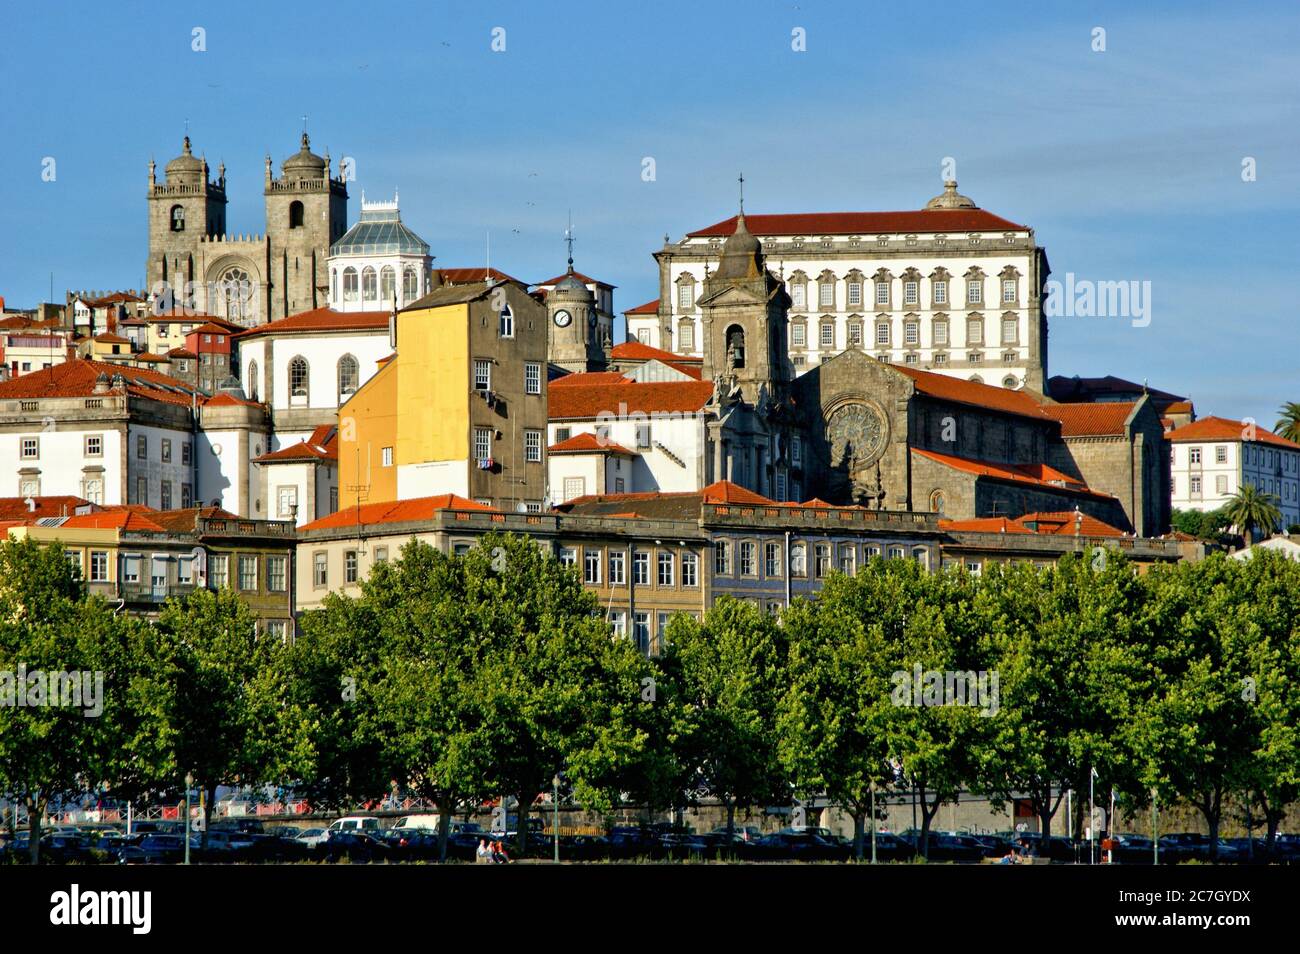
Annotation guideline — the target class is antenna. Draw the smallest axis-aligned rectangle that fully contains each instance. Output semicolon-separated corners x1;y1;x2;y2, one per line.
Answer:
485;231;491;283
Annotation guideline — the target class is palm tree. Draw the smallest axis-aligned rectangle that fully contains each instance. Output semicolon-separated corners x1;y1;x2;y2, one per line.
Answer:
1275;402;1300;444
1223;484;1282;546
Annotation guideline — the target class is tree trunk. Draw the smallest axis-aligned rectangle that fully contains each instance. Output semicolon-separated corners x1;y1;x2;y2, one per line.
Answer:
438;797;452;863
725;800;736;841
515;795;529;858
852;808;866;861
202;784;216;850
26;797;42;865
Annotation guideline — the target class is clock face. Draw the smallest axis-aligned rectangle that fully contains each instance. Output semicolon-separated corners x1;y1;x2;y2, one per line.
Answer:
553;310;572;328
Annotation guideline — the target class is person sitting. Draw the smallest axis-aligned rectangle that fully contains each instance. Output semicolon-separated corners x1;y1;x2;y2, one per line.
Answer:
492;840;510;864
476;838;491;864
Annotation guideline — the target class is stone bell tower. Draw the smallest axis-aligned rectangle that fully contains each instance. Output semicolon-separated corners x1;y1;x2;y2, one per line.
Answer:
547;226;606;373
147;136;227;295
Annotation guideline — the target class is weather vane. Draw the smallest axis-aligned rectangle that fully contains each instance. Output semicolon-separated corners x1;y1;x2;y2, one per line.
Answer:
739;172;745;213
565;211;575;268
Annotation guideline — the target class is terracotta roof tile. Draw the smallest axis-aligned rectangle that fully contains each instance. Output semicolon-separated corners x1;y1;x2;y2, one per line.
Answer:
547;432;637;455
891;364;1053;420
1166;415;1299;449
0;496;90;520
912;447;1113;498
233;307;391;339
436;267;525;286
300;494;497;531
1040;401;1137;437
610;340;702;364
687;208;1028;238
255;426;338;463
533;270;614;289
623;299;660;315
548;375;713;419
0;358;202;405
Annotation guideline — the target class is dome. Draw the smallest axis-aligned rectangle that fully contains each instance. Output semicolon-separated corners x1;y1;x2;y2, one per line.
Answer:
552;267;593;299
281;132;327;179
165;136;205;182
925;180;978;210
331;200;430;257
712;212;764;281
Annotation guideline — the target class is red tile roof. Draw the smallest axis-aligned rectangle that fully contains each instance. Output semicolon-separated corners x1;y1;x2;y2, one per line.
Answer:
1040;401;1137;437
0;496;91;520
233;307;391;339
700;481;774;504
913;447;1112;498
892;365;1053;420
185;322;237;337
688;208;1027;239
610;340;702;365
547;432;637;455
533;270;614;289
1164;400;1193;414
204;392;264;408
133;352;169;363
254;425;338;463
938;516;1033;535
90;333;131;344
436;267;525;286
941;511;1126;538
1166;415;1300;449
561;480;773;514
623;299;660;316
60;508;167;532
145;506;242;533
547;375;713;419
300;494;497;531
0;358;202;405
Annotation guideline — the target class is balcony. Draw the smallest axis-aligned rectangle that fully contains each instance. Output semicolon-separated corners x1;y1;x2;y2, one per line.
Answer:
118;581;198;604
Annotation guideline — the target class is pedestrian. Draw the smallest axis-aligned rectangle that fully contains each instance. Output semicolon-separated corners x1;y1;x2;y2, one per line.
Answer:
476;838;491;863
492;840;510;864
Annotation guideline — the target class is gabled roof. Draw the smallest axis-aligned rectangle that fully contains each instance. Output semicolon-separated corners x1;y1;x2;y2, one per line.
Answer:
435;267;526;286
940;510;1127;538
891;364;1053;421
0;496;90;520
0;358;203;406
610;340;702;365
623;299;659;316
1046;374;1186;407
255;425;338;463
184;322;237;337
90;333;131;344
1166;416;1300;450
146;311;239;331
300;494;497;531
1040;401;1138;437
533;270;614;289
913;447;1112;498
204;392;264;408
559;481;773;519
60;507;167;532
687;208;1028;239
233;307;390;339
547;432;637;456
145;506;241;533
548;374;713;419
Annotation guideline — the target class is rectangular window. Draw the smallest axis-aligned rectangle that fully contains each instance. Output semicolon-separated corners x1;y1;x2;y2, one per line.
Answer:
682;552;698;587
838;543;856;575
791;543;807;576
933;321;949;345
636;423;651;449
181;483;192;508
136;476;147;506
933;280;947;304
209;554;229;589
967;318;983;344
820;323;834;347
609;610;627;638
819;282;835;308
238;555;258;591
904;281;919;305
277;486;298;519
84;435;103;457
848;322;862;346
499;307;514;338
182;442;191;465
740;541;756;576
1215;446;1227;463
90;551;109;582
678;283;693;310
20;437;38;459
847;282;862;306
1190;447;1202;465
121;554;141;584
474;428;492;463
267;556;287;592
473;359;491;391
715;541;731;575
1191;475;1202;495
679;323;695;351
764;542;781;577
633;612;650;653
815;544;832;578
657;551;674;587
160;481;172;510
559;547;577;567
312;552;327;588
791;324;806;348
934;353;948;366
374;547;388;564
525;430;543;463
1001;319;1017;344
1002;279;1017;303
584;549;602;585
791;284;806;309
563;476;585;502
904;322;919;345
161;439;172;463
876;322;889;345
967;280;982;304
609;550;626;585
875;282;889;306
555;427;571;443
632;551;649;585
1216;475;1228;494
792;436;802;466
525;362;541;395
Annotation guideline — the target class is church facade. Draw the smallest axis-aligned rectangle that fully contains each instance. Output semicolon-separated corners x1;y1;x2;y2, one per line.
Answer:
146;133;348;327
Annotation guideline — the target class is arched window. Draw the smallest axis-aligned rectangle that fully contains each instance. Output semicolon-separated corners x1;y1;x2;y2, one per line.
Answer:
343;267;358;303
247;359;259;402
338;354;359;399
726;325;746;369
289;356;309;400
969;374;984;385
929;489;946;514
380;266;395;304
331;269;338;304
289;201;304;229
362;267;377;302
403;267;418;303
170;205;185;232
218;266;252;323
1002;375;1019;390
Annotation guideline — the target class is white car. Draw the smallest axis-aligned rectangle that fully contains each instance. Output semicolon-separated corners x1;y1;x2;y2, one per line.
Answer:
325;816;381;838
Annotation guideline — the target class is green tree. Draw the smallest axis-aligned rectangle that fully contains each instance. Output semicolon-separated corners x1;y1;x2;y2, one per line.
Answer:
1223;484;1282;545
1274;402;1300;444
662;597;788;840
163;587;310;847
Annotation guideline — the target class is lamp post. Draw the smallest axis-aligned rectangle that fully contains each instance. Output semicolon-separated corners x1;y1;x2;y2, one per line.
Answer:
870;780;877;865
552;774;561;864
183;772;193;866
1089;767;1097;865
1152;786;1159;866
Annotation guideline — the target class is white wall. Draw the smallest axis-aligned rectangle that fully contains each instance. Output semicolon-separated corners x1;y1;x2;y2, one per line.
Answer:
263;331;391;413
547;411;705;495
2;427;124;503
398;459;469;500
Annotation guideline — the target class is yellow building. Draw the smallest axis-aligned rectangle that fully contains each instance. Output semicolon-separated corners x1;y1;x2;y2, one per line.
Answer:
338;281;549;511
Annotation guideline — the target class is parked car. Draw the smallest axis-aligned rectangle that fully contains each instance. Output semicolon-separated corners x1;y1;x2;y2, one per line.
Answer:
315;831;391;863
294;827;328;848
325;816;381;836
1109;834;1157;864
754;830;850;862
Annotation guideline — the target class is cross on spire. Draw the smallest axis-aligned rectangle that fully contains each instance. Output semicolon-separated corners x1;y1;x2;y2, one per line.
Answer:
738;172;745;214
301;114;308;132
564;211;575;270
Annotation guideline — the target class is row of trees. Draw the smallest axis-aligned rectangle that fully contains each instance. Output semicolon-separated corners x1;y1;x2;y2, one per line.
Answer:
3;533;1299;862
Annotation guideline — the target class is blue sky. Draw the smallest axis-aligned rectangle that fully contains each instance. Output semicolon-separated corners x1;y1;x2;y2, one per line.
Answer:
1;0;1296;424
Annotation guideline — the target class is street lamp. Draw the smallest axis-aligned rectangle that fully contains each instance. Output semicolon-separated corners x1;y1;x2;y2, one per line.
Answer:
870;780;877;865
183;772;193;866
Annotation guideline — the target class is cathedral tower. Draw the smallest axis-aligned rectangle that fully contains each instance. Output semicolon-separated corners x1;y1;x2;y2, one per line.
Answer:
547;230;606;373
146;136;227;298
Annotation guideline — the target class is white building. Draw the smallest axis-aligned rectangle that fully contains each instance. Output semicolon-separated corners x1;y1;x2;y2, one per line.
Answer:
1167;416;1300;527
327;194;432;312
253;423;338;525
547;354;714;503
626;181;1049;392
